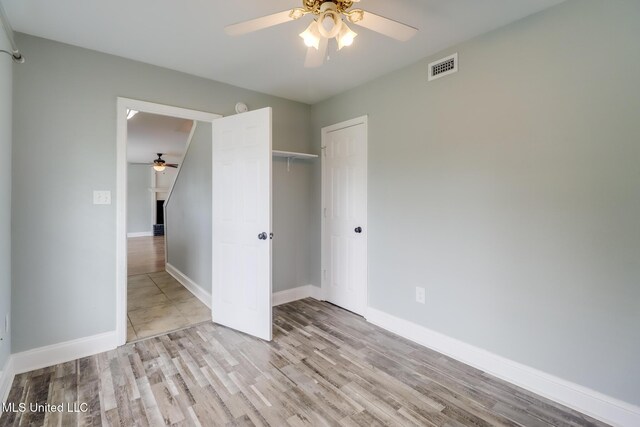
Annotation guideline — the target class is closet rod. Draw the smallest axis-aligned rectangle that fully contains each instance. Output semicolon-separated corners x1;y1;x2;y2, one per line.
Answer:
0;1;24;63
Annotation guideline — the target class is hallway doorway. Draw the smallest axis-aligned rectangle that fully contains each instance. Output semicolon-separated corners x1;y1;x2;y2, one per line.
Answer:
117;99;221;345
126;235;209;341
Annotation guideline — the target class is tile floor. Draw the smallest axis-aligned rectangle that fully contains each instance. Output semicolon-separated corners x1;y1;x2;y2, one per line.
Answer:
127;236;165;276
127;270;210;341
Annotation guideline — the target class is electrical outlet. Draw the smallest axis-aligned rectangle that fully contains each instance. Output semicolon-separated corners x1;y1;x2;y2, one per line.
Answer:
93;190;111;205
416;287;426;304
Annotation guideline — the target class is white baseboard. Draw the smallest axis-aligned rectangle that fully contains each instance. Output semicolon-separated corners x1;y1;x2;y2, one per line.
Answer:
0;356;15;405
127;231;154;238
165;263;212;309
11;331;118;377
366;307;640;427
273;285;322;306
165;264;322;309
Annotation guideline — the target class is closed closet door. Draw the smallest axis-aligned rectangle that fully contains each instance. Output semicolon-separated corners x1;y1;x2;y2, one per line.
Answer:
321;117;368;316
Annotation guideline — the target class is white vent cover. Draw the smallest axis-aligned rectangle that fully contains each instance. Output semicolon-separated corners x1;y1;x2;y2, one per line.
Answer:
428;53;458;81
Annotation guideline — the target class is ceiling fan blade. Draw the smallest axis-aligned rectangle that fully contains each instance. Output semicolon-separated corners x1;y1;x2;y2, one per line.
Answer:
166;164;179;168
351;10;418;41
225;10;297;36
304;37;328;68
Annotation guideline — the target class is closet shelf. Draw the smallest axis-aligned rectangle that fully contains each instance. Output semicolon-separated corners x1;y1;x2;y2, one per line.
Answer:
272;150;318;160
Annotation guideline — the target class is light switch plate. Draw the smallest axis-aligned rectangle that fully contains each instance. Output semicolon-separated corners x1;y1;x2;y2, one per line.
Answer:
93;190;111;205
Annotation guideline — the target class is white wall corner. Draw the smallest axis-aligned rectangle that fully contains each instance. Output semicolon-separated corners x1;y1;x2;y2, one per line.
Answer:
165;263;211;309
365;307;640;427
308;285;324;301
11;331;118;378
0;356;15;405
272;285;312;306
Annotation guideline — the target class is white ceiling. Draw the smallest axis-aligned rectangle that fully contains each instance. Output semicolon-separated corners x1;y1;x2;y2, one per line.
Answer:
3;0;564;104
127;112;192;164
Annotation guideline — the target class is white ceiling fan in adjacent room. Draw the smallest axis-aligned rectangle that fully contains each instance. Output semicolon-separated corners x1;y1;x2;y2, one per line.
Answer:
225;0;418;68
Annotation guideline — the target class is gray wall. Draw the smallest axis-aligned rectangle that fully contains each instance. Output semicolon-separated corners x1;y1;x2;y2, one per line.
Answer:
166;122;212;294
11;34;315;353
311;0;640;406
0;30;12;371
273;157;318;292
127;164;152;234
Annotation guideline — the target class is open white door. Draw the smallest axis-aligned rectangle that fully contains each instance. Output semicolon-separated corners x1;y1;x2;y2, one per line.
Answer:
212;107;272;341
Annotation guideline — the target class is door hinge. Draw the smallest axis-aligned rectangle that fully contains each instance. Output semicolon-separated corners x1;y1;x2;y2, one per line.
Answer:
323;208;327;218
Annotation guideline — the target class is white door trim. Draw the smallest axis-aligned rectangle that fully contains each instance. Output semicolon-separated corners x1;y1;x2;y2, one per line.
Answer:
320;115;368;315
150;167;157;232
116;97;221;346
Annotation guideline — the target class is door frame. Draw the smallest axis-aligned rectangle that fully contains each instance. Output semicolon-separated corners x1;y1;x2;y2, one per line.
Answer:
116;97;221;346
320;115;368;315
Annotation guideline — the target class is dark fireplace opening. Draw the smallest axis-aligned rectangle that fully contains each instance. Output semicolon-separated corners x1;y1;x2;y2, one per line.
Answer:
156;200;165;225
154;200;165;236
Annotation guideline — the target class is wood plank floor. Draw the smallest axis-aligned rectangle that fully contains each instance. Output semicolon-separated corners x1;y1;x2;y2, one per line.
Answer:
0;299;608;427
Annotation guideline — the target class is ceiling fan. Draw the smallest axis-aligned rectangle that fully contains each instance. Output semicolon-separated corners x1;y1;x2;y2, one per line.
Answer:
149;153;178;172
225;0;418;68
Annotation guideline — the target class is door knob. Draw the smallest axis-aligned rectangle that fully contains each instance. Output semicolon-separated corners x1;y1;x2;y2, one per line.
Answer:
258;232;268;240
354;227;363;234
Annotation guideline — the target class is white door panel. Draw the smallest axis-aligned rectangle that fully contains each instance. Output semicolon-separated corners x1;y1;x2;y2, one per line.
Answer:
212;108;272;341
322;120;367;315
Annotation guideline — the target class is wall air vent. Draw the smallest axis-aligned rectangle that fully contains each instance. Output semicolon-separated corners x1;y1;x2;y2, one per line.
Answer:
428;53;458;81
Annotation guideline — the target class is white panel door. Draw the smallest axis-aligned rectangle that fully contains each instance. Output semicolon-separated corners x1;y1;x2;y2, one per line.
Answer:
322;118;367;315
212;108;272;341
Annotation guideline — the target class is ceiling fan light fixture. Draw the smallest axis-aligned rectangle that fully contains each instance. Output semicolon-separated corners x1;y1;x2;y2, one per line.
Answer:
337;21;357;50
224;0;418;68
317;10;342;39
299;20;321;49
153;153;167;171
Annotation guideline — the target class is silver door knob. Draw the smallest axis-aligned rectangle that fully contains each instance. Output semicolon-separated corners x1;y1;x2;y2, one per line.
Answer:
258;232;268;240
